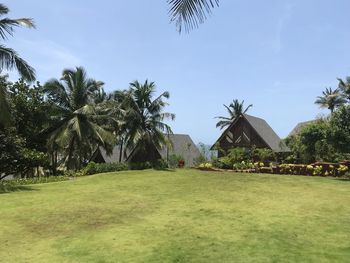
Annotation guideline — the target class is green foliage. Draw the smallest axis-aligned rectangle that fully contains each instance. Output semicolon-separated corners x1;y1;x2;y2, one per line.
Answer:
0;127;48;180
128;161;153;170
227;147;250;163
285;107;350;163
82;162;129;175
168;154;184;168
8;79;50;151
252;148;275;162
152;159;169;170
315;87;346;113
328;105;350;153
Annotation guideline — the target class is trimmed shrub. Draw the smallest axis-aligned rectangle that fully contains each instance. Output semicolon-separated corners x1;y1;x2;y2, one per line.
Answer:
83;162;128;175
0;176;68;188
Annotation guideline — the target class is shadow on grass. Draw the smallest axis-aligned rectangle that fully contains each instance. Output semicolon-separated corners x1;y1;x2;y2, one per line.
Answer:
334;178;350;182
0;185;37;194
154;168;177;172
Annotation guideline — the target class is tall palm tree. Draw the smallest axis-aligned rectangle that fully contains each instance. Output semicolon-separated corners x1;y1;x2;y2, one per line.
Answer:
0;4;35;127
337;77;350;101
44;67;115;170
215;99;253;130
168;0;219;33
315;87;346;113
124;80;175;158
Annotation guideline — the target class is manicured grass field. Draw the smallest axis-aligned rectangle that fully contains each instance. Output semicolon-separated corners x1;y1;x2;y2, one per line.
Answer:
1;169;350;262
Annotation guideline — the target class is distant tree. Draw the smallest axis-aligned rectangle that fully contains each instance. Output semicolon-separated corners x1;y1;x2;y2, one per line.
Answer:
337;77;350;101
328;105;350;154
168;0;219;33
43;67;115;170
215;99;252;130
315;87;346;113
7;79;51;151
0;75;11;127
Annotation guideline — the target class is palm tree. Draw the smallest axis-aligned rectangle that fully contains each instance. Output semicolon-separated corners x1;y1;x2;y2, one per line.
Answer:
0;4;35;127
215;99;253;129
0;4;35;81
315;87;346;113
123;80;175;158
337;77;350;101
168;0;219;33
44;67;115;170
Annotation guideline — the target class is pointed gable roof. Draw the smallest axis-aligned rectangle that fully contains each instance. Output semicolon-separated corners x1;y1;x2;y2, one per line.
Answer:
243;114;289;152
212;114;289;152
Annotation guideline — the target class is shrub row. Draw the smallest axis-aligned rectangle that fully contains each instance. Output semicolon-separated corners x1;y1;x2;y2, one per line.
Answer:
207;160;350;177
82;162;129;175
0;176;69;187
65;160;169;177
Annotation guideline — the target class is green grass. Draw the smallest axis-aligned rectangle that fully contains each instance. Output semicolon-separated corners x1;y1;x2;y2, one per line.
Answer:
1;169;350;262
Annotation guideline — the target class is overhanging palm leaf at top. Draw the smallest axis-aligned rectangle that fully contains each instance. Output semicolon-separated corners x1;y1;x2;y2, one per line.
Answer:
215;99;253;130
168;0;219;33
315;87;346;113
0;4;35;82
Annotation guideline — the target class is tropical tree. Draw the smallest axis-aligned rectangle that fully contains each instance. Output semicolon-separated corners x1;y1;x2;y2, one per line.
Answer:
0;74;10;127
337;77;350;101
123;80;175;158
0;4;36;127
315;87;346;113
168;0;219;33
215;99;253;129
43;67;115;170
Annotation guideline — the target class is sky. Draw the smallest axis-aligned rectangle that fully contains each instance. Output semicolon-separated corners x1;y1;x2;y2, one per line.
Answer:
5;0;350;144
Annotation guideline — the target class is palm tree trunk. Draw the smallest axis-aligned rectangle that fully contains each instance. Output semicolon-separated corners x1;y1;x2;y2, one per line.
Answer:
67;137;75;170
119;138;124;163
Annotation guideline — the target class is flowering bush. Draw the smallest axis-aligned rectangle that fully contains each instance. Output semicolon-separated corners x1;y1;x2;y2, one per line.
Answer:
199;163;213;169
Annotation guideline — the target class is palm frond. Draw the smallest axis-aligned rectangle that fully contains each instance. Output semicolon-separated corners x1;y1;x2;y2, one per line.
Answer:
0;45;35;82
168;0;219;33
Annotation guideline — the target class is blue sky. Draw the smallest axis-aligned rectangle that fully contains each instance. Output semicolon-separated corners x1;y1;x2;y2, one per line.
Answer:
6;0;350;144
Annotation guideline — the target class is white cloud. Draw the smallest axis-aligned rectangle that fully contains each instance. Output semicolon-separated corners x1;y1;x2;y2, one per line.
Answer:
260;2;293;54
7;38;82;82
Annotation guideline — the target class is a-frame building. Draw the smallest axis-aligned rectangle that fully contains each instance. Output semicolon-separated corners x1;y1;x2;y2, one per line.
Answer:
212;114;289;157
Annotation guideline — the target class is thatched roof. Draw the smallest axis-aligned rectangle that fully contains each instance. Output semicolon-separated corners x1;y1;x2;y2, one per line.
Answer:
212;114;289;153
288;120;316;137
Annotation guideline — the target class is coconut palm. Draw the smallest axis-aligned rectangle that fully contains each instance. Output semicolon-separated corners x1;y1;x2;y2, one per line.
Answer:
168;0;219;32
337;77;350;101
0;4;36;127
215;99;253;129
315;87;346;113
123;80;175;157
44;67;115;170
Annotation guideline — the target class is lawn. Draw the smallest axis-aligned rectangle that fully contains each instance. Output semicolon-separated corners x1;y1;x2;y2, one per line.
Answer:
0;169;350;262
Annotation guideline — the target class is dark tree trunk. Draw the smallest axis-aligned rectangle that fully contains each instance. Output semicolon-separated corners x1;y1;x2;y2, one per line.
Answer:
119;138;124;163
